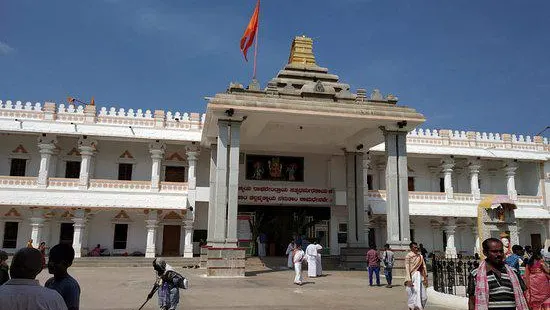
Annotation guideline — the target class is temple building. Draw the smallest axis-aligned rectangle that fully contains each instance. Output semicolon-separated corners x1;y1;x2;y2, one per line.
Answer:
0;36;548;275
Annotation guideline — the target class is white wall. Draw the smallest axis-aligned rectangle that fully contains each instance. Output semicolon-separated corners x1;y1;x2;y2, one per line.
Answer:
516;162;540;196
0;134;40;177
93;141;151;181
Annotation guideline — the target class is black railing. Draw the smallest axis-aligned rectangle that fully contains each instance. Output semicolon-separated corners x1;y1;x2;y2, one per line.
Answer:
432;258;479;296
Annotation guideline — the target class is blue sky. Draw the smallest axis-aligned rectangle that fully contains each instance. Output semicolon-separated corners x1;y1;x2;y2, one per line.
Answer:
1;0;549;136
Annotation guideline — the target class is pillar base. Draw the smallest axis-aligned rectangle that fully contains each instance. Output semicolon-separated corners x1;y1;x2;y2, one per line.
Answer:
145;250;156;258
200;246;211;269
206;247;246;277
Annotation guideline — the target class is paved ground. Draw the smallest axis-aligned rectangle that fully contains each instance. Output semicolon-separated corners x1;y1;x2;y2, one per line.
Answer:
36;267;450;310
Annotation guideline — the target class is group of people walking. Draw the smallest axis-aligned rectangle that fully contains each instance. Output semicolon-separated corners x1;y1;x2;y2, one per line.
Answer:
286;238;323;285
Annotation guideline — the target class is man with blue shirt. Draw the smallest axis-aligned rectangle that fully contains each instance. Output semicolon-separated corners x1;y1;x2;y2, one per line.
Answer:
505;244;524;272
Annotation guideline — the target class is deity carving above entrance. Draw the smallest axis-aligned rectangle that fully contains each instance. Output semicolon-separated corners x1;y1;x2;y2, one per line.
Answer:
246;155;304;182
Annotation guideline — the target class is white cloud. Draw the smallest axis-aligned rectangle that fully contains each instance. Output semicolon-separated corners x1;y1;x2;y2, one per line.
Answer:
0;41;14;55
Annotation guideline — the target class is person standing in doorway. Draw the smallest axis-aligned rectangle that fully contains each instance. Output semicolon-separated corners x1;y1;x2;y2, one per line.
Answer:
468;238;528;310
285;239;295;269
257;232;267;257
419;244;428;262
292;242;306;286
0;250;9;285
45;244;81;310
366;246;380;286
405;242;428;310
381;244;394;288
39;242;47;270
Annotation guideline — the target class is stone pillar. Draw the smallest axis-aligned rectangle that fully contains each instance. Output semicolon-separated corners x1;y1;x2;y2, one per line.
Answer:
345;152;358;246
78;137;97;189
384;130;411;248
472;224;480;255
207;146;217;244
72;209;86;258
37;135;57;188
149;141;166;191
504;161;518;201
469;159;482;200
145;211;159;258
441;157;455;199
376;162;386;190
444;217;457;258
211;121;229;246
184;144;199;257
183;220;194;258
226;121;241;246
30;209;45;245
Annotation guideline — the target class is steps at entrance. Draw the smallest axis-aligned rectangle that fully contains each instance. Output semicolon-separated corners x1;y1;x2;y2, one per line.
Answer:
68;257;200;268
250;256;343;270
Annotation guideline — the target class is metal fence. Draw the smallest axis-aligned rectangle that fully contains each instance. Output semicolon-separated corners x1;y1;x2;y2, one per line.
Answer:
432;258;480;296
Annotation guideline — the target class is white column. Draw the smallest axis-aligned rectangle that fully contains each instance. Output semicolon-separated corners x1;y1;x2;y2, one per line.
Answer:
376;162;385;190
30;209;45;245
37;135;57;188
71;209;86;258
78;137;97;189
211;121;229;246
145;211;159;258
431;221;442;252
384;130;411;248
183;220;194;258
207;146;217;244
360;152;370;246
444;217;457;258
504;161;518;200
226;121;241;246
149;141;166;190
184;144;199;256
472;224;480;255
469;159;481;200
345;152;358;246
441;157;455;199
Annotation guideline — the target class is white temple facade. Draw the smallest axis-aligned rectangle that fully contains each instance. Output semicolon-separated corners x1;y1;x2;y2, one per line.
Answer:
0;36;549;263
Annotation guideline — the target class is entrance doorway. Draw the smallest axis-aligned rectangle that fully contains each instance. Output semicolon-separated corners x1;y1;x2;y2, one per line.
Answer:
239;205;330;256
531;234;542;250
162;225;181;256
59;223;74;245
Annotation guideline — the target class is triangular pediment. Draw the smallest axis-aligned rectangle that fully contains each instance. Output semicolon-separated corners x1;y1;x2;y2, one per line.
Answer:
67;148;80;156
12;144;28;154
119;150;134;159
166;152;185;162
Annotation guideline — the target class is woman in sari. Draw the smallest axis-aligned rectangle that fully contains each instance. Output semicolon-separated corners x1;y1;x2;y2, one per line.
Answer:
38;242;47;269
525;250;550;310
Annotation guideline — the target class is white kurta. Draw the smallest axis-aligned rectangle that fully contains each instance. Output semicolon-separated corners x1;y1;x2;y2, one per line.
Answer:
293;249;305;284
286;243;295;268
306;244;322;277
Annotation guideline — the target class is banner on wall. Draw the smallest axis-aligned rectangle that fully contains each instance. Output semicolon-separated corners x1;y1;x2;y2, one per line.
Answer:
238;185;334;205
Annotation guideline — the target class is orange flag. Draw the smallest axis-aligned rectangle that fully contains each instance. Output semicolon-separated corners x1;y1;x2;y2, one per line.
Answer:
240;0;260;62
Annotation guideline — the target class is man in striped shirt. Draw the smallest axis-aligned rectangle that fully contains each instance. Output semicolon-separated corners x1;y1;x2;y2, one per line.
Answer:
467;238;527;310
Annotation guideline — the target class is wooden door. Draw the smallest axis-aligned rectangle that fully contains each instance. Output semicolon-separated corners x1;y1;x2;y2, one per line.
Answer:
531;234;542;250
59;223;74;245
162;225;181;256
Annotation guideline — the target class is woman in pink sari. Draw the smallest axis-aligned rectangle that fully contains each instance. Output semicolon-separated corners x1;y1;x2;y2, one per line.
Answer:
525;251;550;310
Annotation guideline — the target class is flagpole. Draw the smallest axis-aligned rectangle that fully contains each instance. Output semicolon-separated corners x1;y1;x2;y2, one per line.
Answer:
252;0;260;80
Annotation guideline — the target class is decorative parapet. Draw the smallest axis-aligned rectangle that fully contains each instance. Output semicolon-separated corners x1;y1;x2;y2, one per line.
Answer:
0;176;37;187
408;128;549;152
0;99;205;131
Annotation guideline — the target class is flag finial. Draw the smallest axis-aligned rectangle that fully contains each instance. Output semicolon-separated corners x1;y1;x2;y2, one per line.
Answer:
288;35;316;66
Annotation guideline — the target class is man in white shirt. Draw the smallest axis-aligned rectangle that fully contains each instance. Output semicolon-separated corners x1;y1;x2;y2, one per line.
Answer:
0;247;67;310
305;241;323;278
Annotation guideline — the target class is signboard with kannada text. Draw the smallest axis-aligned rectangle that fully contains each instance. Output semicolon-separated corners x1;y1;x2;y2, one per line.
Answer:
238;185;334;205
